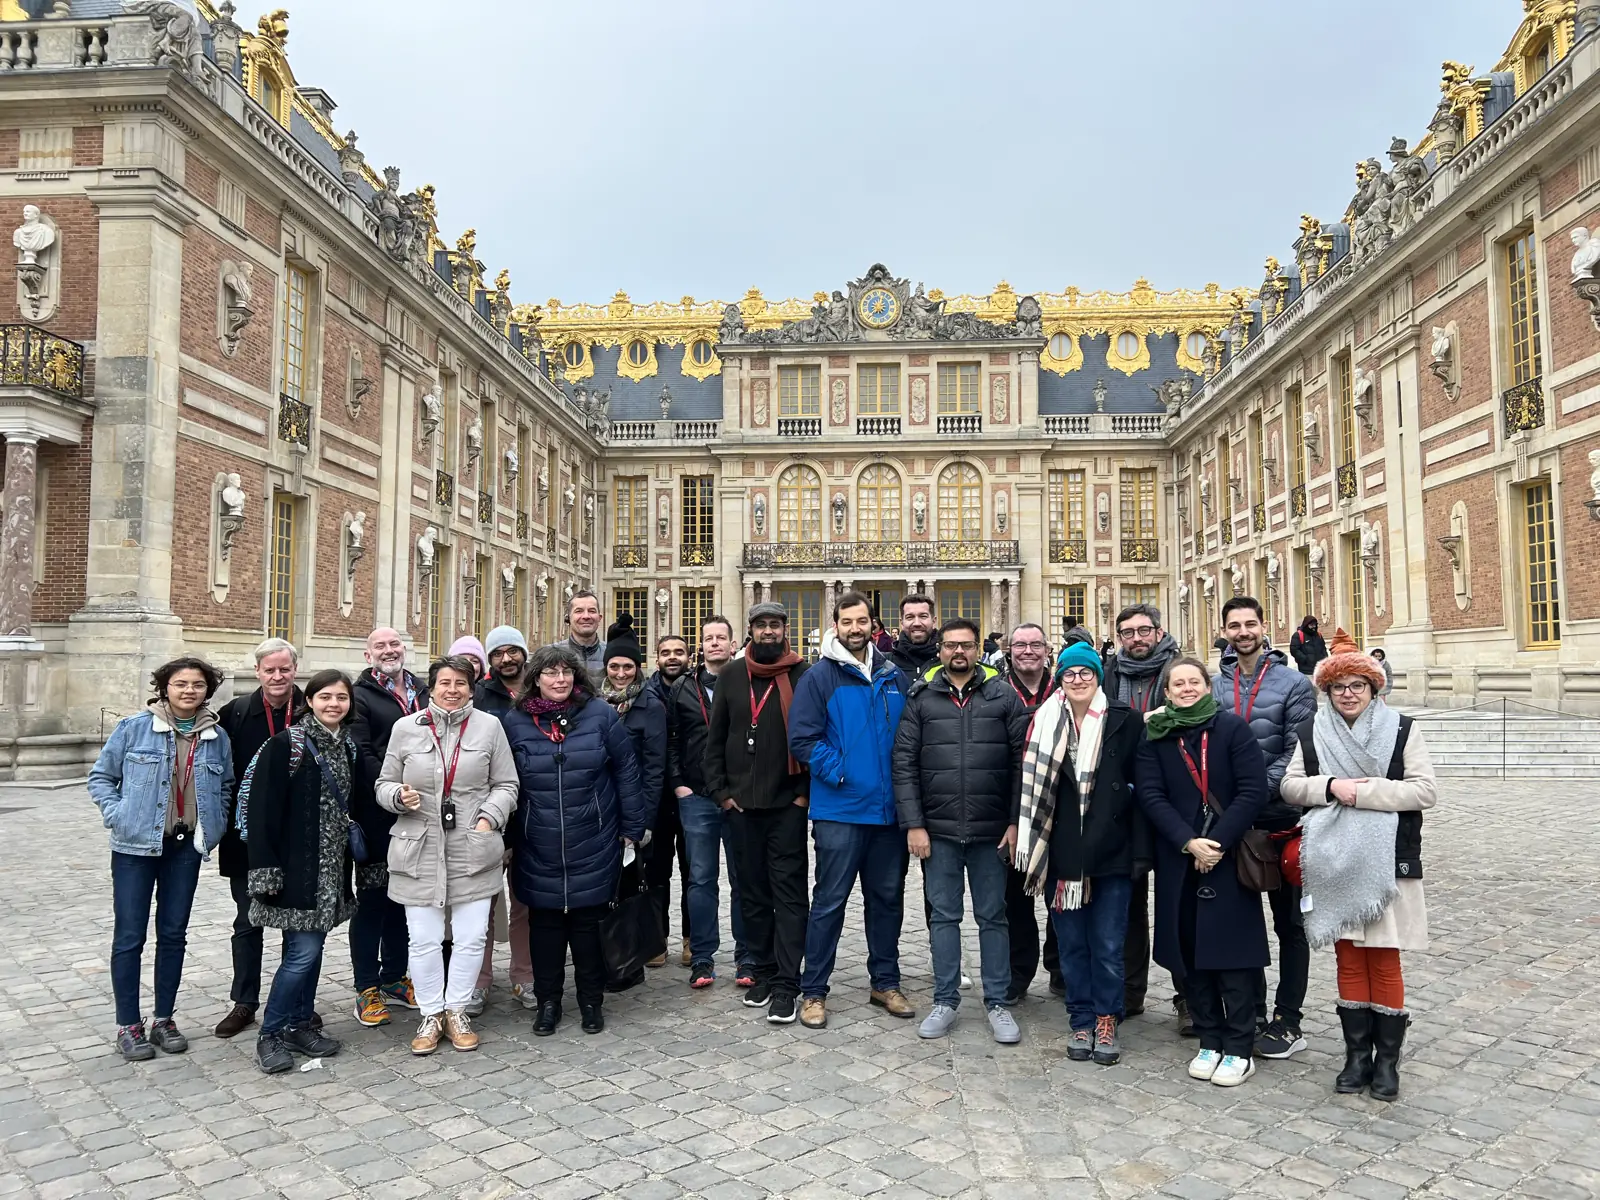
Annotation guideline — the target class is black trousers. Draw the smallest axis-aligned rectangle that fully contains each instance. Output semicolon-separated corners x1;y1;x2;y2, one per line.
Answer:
730;803;810;995
1004;867;1060;995
646;794;692;943
227;872;288;1009
1177;865;1253;1057
1254;881;1309;1027
528;905;606;1009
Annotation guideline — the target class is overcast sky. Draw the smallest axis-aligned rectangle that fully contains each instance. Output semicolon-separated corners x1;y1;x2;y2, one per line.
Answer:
283;0;1521;305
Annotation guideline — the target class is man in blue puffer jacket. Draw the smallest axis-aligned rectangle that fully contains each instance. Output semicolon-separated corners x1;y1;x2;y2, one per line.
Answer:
788;590;911;1030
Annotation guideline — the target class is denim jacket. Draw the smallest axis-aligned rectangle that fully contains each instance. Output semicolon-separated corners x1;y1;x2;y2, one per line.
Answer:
88;709;232;857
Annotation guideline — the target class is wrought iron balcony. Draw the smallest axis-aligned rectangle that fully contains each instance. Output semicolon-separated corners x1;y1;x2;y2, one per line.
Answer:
477;490;493;525
741;540;1020;569
0;324;83;399
613;543;648;569
1289;484;1307;519
435;470;455;508
777;417;821;438
1336;460;1358;501
1252;501;1266;533
277;392;311;448
680;543;715;567
936;413;982;435
1121;538;1159;564
1050;538;1088;564
1502;376;1544;436
857;415;901;437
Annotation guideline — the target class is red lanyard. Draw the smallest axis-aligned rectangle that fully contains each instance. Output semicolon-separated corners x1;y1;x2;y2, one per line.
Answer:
175;734;199;821
1009;676;1051;708
694;681;710;727
427;715;470;800
532;715;565;744
1177;731;1209;800
264;700;287;738
1233;661;1270;724
749;678;777;729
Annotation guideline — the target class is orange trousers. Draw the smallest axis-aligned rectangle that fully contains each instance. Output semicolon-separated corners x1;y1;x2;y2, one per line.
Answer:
1335;940;1404;1012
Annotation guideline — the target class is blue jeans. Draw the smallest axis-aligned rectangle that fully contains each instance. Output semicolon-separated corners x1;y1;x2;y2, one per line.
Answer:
923;836;1011;1009
262;930;326;1036
678;793;746;966
349;886;408;992
799;820;907;999
110;840;202;1027
1051;874;1133;1029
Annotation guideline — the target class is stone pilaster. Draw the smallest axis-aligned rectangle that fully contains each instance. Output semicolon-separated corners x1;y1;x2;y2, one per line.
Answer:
0;435;39;645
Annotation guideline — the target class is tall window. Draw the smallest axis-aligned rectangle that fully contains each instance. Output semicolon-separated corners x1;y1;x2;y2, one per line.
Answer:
680;587;715;639
778;464;823;543
427;548;445;656
857;464;901;541
1066;584;1087;631
1216;433;1232;522
1250;412;1265;500
1255;558;1273;633
857;364;900;415
614;587;649;652
1522;480;1561;646
478;399;496;489
281;264;310;401
681;475;714;546
516;423;532;513
779;365;820;416
1296;546;1313;624
1049;585;1066;638
266;495;296;641
615;476;648;545
1505;231;1543;385
937;462;982;540
1336;351;1357;463
776;587;822;659
937;363;980;414
1048;469;1086;539
1345;533;1366;648
1121;584;1159;611
475;554;489;636
1287;385;1307;488
939;587;983;623
1119;469;1157;538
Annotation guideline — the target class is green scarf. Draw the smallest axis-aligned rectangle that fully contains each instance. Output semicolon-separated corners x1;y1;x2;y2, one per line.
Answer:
1145;692;1218;740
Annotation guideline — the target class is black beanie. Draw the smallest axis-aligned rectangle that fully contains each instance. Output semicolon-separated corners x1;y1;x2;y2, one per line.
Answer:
604;613;644;667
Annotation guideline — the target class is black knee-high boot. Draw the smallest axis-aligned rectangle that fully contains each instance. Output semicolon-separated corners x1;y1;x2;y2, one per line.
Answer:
1369;1011;1408;1102
1335;1006;1373;1094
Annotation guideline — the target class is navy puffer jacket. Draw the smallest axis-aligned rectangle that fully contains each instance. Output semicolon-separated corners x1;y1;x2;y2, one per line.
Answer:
1211;647;1317;823
503;694;647;911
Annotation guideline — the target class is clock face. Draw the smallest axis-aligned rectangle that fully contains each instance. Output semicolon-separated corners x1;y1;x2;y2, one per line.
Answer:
858;287;899;329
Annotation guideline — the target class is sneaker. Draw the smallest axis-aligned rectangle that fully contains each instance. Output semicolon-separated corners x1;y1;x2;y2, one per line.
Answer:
743;980;773;1008
116;1023;156;1062
355;987;391;1027
1066;1027;1093;1061
379;976;418;1010
690;961;715;989
512;982;537;1011
281;1025;341;1057
214;1003;257;1039
767;992;798;1024
959;972;972;990
1091;1014;1120;1066
443;1010;479;1051
464;988;489;1018
987;1006;1021;1045
255;1032;293;1074
735;966;756;988
1187;1048;1222;1080
1256;1017;1308;1059
918;1004;958;1039
799;997;827;1028
1211;1055;1256;1087
148;1018;188;1054
411;1013;443;1056
870;988;915;1018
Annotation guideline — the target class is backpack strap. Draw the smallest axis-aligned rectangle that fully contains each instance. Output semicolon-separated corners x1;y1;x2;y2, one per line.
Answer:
1386;716;1412;781
1296;719;1318;776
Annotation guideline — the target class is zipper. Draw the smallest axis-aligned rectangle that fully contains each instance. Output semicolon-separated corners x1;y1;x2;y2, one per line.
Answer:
557;749;568;913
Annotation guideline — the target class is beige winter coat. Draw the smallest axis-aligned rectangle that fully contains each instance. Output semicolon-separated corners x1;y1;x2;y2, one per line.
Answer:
1281;725;1436;950
376;702;518;908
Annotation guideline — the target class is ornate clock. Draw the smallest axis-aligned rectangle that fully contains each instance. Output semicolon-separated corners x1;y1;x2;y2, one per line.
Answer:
858;286;899;330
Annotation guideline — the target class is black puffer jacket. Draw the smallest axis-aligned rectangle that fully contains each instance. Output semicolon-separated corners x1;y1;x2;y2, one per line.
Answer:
1212;648;1317;821
891;665;1030;842
1290;623;1327;675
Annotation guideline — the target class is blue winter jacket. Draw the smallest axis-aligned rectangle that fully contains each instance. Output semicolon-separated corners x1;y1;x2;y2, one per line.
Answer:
787;633;908;825
1212;646;1317;823
89;708;233;858
502;695;646;911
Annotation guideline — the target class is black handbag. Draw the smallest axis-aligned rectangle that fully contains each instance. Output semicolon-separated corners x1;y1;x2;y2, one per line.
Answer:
599;861;665;989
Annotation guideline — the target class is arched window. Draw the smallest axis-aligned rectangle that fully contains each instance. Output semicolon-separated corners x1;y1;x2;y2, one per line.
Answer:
857;464;901;542
778;465;822;544
937;463;982;541
627;339;649;367
564;342;585;368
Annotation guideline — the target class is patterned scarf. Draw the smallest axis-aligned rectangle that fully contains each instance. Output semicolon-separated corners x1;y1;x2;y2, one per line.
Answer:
601;675;646;715
1014;688;1107;902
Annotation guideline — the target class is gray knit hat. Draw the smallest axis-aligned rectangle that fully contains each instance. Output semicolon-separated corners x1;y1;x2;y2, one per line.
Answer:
483;625;528;657
747;601;788;626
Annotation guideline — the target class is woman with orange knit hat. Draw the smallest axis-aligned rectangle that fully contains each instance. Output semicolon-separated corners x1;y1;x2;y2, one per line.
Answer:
1280;628;1436;1103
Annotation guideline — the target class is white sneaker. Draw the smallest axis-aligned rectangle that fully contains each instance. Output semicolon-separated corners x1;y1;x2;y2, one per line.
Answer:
959;972;972;990
512;982;537;1011
1187;1048;1222;1080
918;1004;958;1039
1211;1055;1256;1087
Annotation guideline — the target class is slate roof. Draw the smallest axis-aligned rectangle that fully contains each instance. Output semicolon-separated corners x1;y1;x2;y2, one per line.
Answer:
1037;333;1188;415
571;344;723;421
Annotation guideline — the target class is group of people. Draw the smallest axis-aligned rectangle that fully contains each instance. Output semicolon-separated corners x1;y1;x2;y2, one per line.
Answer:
91;587;1435;1100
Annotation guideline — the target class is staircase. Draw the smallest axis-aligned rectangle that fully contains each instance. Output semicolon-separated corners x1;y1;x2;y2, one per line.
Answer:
1401;705;1600;779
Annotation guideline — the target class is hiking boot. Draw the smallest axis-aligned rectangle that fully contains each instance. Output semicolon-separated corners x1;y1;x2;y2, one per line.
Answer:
799;997;827;1028
411;1013;443;1056
148;1018;188;1054
768;991;798;1024
281;1025;340;1057
680;943;693;966
533;1000;561;1037
255;1032;293;1074
987;1005;1021;1045
689;961;715;989
1187;1048;1222;1080
1066;1027;1093;1061
116;1023;156;1063
1174;995;1197;1038
1369;1012;1408;1103
580;1004;604;1034
1091;1014;1120;1066
870;988;914;1018
1256;1016;1308;1059
443;1010;479;1051
1211;1055;1256;1087
464;988;489;1018
918;1004;958;1039
743;980;773;1008
214;1003;257;1039
379;976;418;1010
1335;1006;1374;1094
354;987;391;1027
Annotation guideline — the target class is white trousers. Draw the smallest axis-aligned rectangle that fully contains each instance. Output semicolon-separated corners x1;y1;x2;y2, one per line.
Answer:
405;897;492;1015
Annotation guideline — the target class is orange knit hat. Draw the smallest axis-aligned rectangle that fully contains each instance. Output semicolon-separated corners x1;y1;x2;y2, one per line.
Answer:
1312;626;1387;693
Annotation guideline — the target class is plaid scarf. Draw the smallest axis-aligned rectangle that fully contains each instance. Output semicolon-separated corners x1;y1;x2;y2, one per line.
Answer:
1014;688;1107;904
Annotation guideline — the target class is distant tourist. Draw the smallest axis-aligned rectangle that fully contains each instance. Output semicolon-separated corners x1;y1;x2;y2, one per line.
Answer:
1369;647;1394;695
1290;616;1327;677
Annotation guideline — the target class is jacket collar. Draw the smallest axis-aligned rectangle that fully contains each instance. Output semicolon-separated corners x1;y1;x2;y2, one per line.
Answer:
149;706;221;740
926;662;997;694
247;685;305;717
821;629;881;680
1217;645;1288;680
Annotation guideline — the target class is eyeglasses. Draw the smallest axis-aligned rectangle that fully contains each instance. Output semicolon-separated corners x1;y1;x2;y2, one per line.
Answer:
1010;641;1047;652
538;666;575;679
1059;668;1098;683
1328;682;1369;695
1118;625;1157;639
941;641;977;652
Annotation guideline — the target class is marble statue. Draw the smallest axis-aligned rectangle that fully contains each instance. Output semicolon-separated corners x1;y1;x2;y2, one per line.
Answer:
1361;523;1381;564
501;564;516;597
1572;227;1600;281
912;491;927;534
1014;294;1043;338
1093;379;1108;412
1201;573;1215;599
220;260;254;355
1353;366;1374;402
994;490;1009;534
1178;581;1190;609
1096;491;1111;531
1199;475;1212;514
1230;562;1245;595
718;302;746;344
660;385;673;419
1589;448;1600;503
419;382;442;440
537;467;549;507
1430;325;1451;363
1308;541;1326;572
346;511;366;579
504;445;519;488
218;473;246;561
1266;548;1280;582
12;205;54;266
752;492;766;537
563;581;574;605
655;587;670;617
1387;137;1429;233
465;414;483;464
563;485;575;512
831;493;847;537
536;572;549;603
1304;405;1323;459
416;525;438;573
348;509;366;550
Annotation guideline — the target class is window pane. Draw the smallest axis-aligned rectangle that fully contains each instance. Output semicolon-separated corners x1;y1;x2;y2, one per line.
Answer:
614;588;649;652
857;464;901;541
281;266;308;401
1524;480;1561;646
778;465;822;543
937;363;979;414
681;475;714;546
267;496;295;640
937;463;981;540
1506;233;1543;385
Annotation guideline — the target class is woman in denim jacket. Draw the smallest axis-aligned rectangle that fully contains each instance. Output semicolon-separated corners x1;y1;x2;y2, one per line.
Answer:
89;657;233;1062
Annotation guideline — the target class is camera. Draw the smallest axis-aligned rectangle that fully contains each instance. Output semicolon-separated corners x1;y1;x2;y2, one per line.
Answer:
441;800;456;831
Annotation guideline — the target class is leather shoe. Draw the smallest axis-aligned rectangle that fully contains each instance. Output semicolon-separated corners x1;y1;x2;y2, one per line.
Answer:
580;1004;605;1034
870;988;915;1018
214;1003;256;1039
533;1000;561;1037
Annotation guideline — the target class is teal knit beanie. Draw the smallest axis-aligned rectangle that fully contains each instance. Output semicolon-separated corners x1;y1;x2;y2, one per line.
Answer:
1054;641;1104;681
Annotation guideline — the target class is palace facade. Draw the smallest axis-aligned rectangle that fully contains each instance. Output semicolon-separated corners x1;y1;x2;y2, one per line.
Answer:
0;0;1596;777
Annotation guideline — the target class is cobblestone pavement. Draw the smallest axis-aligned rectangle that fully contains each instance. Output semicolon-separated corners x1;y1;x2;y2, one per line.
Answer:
0;777;1595;1200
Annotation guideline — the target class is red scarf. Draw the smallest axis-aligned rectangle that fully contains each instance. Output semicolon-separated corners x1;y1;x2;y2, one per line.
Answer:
746;646;803;774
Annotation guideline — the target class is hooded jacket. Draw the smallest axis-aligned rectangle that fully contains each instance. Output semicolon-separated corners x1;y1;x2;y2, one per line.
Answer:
787;632;908;825
892;663;1030;842
1212;645;1318;820
1290;621;1328;675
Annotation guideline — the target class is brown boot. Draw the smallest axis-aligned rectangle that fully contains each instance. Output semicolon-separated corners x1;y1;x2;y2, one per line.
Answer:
800;997;827;1028
214;1003;256;1039
410;1013;443;1056
870;988;915;1018
442;1009;479;1052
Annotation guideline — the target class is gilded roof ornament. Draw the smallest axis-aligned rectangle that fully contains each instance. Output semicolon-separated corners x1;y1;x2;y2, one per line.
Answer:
608;291;633;319
455;228;476;256
739;288;767;317
1299;214;1322;240
494;269;510;296
258;8;288;47
1440;60;1475;92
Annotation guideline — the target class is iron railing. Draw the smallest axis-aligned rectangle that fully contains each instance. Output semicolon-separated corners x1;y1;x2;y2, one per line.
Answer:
680;543;714;567
277;392;311;447
613;544;648;569
1121;538;1159;564
0;324;84;399
1502;376;1544;436
1050;538;1088;564
741;540;1020;569
1290;484;1307;518
1252;501;1267;533
435;471;455;508
476;490;493;525
1337;460;1358;500
516;510;528;540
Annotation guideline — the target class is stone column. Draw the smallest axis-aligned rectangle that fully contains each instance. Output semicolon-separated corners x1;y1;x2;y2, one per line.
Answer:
989;577;1004;637
823;579;837;627
742;579;756;619
0;436;39;644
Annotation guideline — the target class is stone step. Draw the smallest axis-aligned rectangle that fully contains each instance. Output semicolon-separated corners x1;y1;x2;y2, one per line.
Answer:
1435;765;1600;778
